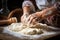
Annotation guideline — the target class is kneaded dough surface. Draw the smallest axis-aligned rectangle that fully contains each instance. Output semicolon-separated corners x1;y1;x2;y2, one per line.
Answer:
7;23;48;35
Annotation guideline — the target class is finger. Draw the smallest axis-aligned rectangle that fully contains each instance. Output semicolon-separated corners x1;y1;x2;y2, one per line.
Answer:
28;16;34;24
26;15;32;21
32;18;40;24
27;14;35;21
32;19;37;24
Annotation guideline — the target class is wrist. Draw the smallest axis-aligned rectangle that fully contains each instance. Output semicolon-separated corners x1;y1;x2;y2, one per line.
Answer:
35;12;42;18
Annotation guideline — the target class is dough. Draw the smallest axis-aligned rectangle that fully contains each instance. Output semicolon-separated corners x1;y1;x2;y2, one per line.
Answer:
19;27;43;35
8;23;44;35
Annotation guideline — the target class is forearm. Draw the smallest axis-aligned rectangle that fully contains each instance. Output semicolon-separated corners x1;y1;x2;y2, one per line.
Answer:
0;17;17;25
0;20;9;25
35;6;56;18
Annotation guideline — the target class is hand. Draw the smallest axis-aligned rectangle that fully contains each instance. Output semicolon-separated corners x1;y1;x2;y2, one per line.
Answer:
26;13;41;24
21;13;29;24
21;15;26;23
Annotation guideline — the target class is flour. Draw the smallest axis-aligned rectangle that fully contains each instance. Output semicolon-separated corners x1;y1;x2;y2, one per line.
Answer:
7;23;44;35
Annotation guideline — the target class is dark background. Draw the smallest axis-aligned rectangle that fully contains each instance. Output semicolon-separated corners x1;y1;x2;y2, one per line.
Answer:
0;0;24;11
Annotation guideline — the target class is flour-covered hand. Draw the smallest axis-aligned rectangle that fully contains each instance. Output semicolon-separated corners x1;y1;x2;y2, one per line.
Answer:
26;13;41;24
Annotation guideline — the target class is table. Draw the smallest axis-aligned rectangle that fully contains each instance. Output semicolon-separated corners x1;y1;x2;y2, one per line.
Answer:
0;27;60;40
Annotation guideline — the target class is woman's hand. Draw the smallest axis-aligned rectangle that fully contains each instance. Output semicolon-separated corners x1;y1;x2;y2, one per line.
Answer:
26;13;42;24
